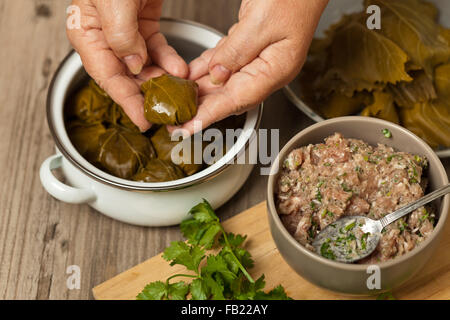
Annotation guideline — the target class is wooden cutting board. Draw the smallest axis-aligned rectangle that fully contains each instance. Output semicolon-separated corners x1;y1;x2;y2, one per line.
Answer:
93;202;450;300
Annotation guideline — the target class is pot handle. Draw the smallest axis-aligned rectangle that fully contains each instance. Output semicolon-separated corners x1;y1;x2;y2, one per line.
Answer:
40;154;96;204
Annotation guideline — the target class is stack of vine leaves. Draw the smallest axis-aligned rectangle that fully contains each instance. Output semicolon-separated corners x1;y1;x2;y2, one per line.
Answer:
299;0;450;149
137;200;291;300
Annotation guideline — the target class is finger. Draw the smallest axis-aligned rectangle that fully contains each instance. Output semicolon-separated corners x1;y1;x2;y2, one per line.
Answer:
208;20;272;85
135;65;166;82
94;0;148;75
69;29;151;131
188;48;215;81
171;40;299;136
85;50;151;132
188;34;230;81
146;32;189;78
167;91;255;136
195;74;222;97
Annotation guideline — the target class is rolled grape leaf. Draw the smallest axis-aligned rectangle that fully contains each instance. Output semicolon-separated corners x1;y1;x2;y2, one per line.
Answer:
68;80;113;123
97;126;156;179
367;0;450;75
142;74;199;125
151;126;204;176
388;71;436;108
67;120;106;163
131;159;185;182
361;91;400;124
106;103;140;132
400;100;450;148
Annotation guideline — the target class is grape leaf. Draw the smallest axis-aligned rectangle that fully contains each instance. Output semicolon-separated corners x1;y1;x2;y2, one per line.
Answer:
388;71;437;108
400;100;450;148
435;63;450;103
323;14;412;94
368;0;450;75
361;91;400;124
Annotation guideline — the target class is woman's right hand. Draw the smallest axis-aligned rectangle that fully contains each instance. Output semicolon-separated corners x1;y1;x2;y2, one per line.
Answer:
66;0;188;132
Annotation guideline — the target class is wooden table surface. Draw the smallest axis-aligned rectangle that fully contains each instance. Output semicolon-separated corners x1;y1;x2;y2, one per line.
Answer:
0;0;449;300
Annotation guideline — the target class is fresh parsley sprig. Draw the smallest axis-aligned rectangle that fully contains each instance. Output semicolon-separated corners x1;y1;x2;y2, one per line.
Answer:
137;199;291;300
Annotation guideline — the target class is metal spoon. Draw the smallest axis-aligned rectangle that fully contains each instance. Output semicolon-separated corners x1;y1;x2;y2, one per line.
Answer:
312;184;450;263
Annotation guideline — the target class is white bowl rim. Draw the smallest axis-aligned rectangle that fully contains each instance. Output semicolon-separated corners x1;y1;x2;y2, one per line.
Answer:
267;116;450;271
47;18;262;191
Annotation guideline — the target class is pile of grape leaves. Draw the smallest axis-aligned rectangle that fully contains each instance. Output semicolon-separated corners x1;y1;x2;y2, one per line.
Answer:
299;0;450;148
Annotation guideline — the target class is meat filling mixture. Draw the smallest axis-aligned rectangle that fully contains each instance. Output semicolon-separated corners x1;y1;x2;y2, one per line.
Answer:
276;133;435;263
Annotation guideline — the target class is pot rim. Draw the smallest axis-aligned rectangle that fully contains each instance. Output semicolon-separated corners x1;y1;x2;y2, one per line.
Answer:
47;18;263;191
267;116;450;271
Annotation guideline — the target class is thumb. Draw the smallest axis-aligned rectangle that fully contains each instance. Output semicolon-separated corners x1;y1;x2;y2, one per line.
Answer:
208;21;270;85
95;0;148;75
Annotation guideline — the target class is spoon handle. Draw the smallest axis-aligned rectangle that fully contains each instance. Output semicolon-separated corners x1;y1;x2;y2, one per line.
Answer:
380;184;450;228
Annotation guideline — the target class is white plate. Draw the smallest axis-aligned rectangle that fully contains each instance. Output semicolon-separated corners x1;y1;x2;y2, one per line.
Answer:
284;0;450;158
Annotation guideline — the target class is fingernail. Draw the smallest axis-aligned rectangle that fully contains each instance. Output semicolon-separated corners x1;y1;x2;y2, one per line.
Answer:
124;55;143;75
210;64;231;85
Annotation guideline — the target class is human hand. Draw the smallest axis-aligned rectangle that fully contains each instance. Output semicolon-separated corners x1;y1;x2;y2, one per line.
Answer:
67;0;188;131
169;0;328;135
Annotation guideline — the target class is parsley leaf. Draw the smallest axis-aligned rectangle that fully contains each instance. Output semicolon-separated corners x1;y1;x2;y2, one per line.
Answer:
202;255;237;282
137;281;166;300
254;285;293;300
190;278;209;300
163;241;204;273
167;281;190;300
180;199;222;249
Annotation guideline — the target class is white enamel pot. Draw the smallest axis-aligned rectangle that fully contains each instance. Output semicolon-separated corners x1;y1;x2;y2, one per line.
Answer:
40;18;262;226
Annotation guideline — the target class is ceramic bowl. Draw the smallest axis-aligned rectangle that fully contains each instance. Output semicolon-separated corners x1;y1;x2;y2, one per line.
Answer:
267;116;449;295
40;18;262;227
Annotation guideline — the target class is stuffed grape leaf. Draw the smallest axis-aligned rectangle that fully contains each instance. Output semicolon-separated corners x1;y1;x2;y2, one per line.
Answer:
97;126;156;179
151;126;204;176
131;159;185;182
142;74;199;125
68;80;113;123
106;103;140;132
67;120;106;163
